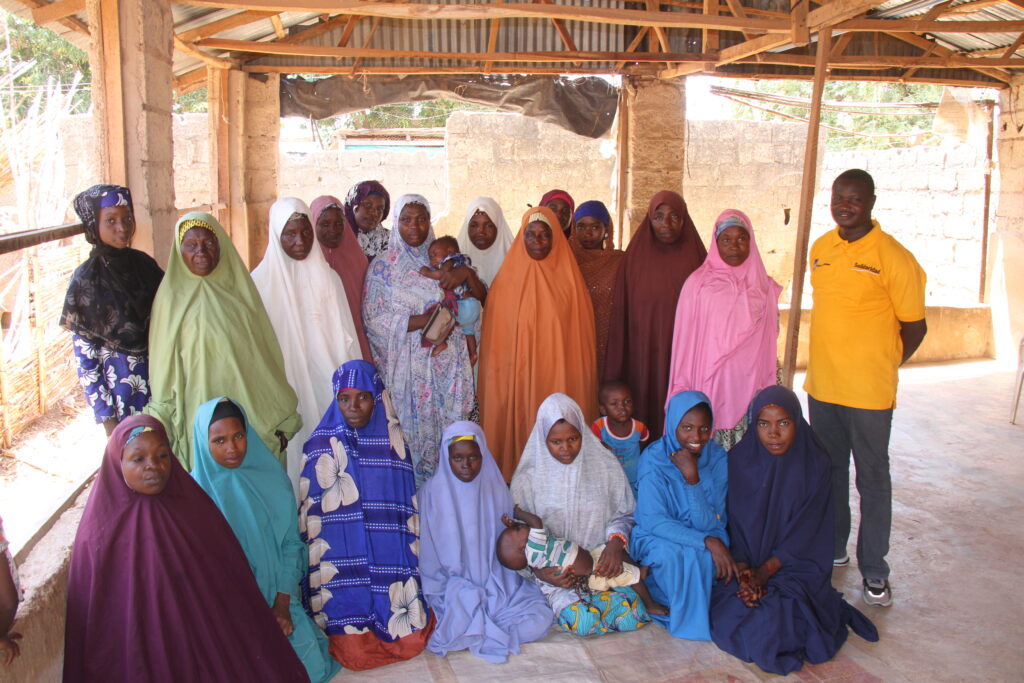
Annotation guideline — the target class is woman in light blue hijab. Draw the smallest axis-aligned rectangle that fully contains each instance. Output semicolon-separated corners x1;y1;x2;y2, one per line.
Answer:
191;397;340;683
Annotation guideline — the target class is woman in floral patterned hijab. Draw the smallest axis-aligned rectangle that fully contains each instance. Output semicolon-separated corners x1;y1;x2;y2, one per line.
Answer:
298;360;433;670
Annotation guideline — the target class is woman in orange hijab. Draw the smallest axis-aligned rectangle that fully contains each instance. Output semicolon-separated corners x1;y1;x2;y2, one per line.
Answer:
478;206;598;481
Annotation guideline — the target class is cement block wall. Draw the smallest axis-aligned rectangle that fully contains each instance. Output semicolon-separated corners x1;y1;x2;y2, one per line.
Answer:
993;77;1024;355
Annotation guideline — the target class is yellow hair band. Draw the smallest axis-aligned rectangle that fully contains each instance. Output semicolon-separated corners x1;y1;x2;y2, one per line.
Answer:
449;434;476;444
178;218;214;245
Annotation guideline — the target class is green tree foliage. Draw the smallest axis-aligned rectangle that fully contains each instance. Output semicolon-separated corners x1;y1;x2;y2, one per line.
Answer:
1;10;90;116
726;79;951;150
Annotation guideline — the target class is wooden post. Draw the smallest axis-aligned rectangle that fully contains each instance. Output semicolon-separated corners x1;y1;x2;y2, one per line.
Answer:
86;0;127;184
781;28;831;388
979;99;994;303
614;86;630;250
208;67;231;230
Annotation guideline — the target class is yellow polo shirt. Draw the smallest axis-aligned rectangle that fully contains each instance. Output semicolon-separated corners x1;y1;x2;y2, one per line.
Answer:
804;221;926;410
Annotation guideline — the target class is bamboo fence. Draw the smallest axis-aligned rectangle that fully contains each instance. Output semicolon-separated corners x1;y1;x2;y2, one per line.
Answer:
0;237;89;446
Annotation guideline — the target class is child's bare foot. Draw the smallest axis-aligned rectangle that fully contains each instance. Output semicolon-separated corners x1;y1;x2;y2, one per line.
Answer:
431;341;448;357
633;579;669;616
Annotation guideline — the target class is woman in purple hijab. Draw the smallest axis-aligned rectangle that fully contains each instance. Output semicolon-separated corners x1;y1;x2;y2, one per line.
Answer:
63;414;307;683
344;179;391;260
419;421;552;663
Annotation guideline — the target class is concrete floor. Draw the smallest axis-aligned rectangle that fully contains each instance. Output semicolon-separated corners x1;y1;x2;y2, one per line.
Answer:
333;361;1024;682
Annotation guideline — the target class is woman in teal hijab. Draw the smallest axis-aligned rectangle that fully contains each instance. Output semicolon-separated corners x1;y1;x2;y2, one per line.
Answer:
191;397;340;683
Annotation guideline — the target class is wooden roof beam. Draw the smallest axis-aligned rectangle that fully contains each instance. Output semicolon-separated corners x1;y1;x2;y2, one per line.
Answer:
244;64;630;76
179;1;791;33
349;16;381;75
739;52;1024;68
658;0;884;79
829;31;854;56
901;40;937;79
269;14;287;39
197;38;718;63
839;19;1024;33
1001;32;1024;59
174;36;238;69
336;15;361;47
30;0;83;25
14;0;88;34
615;26;651;71
483;18;500;73
177;10;279;43
791;0;809;47
886;31;1012;84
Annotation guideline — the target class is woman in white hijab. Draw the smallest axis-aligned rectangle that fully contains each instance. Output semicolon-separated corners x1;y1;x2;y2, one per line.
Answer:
455;197;514;287
252;197;362;494
510;393;651;636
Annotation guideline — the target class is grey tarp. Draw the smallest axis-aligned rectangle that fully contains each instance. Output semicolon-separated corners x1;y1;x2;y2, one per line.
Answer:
279;74;618;139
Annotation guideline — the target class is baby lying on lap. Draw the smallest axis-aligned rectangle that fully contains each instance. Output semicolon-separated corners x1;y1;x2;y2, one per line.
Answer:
498;505;648;595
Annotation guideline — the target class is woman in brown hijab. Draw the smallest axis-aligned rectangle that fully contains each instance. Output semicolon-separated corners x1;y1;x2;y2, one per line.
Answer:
603;191;706;439
569;200;624;378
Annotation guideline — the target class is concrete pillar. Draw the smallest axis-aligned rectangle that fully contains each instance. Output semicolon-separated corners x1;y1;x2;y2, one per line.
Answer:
209;69;279;269
991;75;1024;359
86;0;176;265
620;76;686;239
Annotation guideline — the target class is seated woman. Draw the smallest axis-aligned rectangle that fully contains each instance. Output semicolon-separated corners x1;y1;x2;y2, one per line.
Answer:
632;390;733;641
478;208;597;480
60;185;163;436
667;210;782;449
419;421;552;663
710;386;879;675
299;360;432;670
63;415;308;682
253;197;362;492
191;397;340;683
147;212;300;470
510;393;652;636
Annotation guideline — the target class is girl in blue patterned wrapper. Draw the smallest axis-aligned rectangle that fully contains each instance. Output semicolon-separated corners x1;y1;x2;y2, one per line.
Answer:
298;359;434;671
60;185;163;436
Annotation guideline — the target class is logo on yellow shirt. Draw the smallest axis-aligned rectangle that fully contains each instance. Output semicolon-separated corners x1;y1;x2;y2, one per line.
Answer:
852;262;881;274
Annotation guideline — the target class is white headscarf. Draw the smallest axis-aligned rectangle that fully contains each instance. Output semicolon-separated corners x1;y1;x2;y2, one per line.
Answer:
510;393;635;550
456;197;514;287
252;197;362;493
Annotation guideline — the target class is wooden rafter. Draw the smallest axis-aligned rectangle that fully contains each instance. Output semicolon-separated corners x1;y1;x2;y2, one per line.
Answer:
645;0;670;52
739;52;1024;69
336;15;361;47
269;14;287;39
177;10;279;43
174;36;237;69
615;26;651;71
790;0;809;47
177;0;792;32
197;37;719;63
829;31;855;56
838;18;1024;33
349;16;381;75
721;0;755;40
885;31;1012;84
484;18;501;74
30;0;83;25
703;0;720;52
1001;32;1024;59
13;0;88;34
901;40;938;80
659;0;883;79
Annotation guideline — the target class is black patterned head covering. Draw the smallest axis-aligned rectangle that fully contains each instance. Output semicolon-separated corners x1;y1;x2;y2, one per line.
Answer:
74;184;134;246
60;185;164;354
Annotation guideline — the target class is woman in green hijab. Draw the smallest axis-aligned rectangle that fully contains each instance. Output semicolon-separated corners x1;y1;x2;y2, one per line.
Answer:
191;397;340;683
146;212;301;470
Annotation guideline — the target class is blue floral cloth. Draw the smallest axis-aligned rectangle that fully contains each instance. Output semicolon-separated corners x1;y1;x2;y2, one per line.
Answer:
71;333;150;423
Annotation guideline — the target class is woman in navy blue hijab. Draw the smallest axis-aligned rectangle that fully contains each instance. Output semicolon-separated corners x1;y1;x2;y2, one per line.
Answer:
710;386;878;675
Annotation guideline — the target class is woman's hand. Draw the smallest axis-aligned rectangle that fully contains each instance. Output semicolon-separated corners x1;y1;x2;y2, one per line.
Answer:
272;593;294;637
735;568;765;607
593;536;625;578
438;265;471;291
0;632;21;666
704;536;739;583
669;449;700;485
532;565;576;589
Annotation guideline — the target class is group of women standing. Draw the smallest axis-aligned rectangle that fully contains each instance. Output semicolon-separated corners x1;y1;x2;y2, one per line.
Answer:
56;179;878;680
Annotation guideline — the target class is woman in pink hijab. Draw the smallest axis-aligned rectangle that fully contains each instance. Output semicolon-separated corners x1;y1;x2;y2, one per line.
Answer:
311;195;372;359
666;209;782;449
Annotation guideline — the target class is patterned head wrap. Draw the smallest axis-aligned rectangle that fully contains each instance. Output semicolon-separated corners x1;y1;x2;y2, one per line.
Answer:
177;217;216;245
73;184;134;246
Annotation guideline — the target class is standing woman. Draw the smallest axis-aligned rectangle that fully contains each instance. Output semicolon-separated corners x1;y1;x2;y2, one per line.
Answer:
455;196;514;287
667;210;782;449
253;197;362;491
540;188;575;238
478;207;597;480
419;421;552;663
710;386;878;675
604;191;706;438
60;185;163;436
146;212;300;470
362;195;479;485
311;194;372;358
569;200;624;378
344;180;391;261
63;414;308;682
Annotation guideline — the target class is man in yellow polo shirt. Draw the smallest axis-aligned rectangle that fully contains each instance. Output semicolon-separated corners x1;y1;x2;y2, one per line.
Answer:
806;169;927;609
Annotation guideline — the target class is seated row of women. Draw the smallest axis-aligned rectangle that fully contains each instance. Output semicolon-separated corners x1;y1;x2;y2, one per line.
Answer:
64;354;878;680
60;181;779;501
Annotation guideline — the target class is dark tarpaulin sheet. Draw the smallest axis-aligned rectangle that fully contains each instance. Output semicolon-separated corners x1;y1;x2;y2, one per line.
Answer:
279;74;618;139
